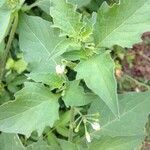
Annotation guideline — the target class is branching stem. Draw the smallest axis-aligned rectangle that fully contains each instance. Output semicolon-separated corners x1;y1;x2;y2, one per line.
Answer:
0;13;18;81
68;107;75;142
124;74;150;90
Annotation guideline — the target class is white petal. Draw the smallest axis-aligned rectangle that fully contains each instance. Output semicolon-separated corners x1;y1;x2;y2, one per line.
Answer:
91;122;100;131
55;65;65;74
85;132;91;143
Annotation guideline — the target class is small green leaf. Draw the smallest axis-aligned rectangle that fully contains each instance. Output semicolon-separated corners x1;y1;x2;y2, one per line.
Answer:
27;73;65;90
63;80;93;107
56;126;69;137
75;52;119;116
50;0;84;38
0;82;59;137
94;0;150;47
0;133;25;150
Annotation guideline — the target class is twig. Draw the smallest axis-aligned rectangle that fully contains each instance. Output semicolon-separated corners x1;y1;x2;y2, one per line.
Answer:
0;13;18;81
68;107;75;142
124;74;150;90
139;52;150;62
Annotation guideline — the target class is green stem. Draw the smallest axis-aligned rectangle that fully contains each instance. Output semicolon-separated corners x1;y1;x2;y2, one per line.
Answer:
68;107;75;142
124;74;150;90
0;13;18;81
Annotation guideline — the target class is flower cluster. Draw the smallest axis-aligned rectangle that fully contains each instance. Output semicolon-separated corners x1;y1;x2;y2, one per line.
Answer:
7;0;19;9
74;110;101;143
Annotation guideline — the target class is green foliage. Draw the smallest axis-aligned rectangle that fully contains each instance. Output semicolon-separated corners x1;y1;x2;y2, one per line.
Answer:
0;133;24;150
0;82;59;137
75;52;119;116
63;80;93;107
89;92;150;148
94;0;150;48
50;0;84;38
88;136;142;150
0;0;150;149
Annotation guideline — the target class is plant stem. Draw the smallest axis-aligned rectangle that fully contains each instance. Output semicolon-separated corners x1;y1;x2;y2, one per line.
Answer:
0;13;18;81
124;74;150;90
139;52;150;62
68;107;75;142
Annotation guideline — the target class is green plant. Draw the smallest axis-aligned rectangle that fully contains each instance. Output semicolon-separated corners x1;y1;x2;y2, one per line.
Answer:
0;0;150;149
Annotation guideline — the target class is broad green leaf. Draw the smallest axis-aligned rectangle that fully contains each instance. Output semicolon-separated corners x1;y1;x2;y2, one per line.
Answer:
63;80;93;107
0;8;11;43
0;82;59;137
75;52;119;116
50;0;84;38
88;136;142;150
19;14;70;87
19;14;69;73
89;92;150;144
0;133;25;150
94;0;150;48
26;140;61;150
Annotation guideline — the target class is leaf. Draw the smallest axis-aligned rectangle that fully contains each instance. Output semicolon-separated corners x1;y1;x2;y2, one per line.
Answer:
27;73;65;90
89;92;150;142
56;126;69;137
0;82;59;137
19;14;69;73
63;80;93;107
0;8;11;43
75;52;119;116
26;140;60;150
0;133;25;150
59;139;77;150
50;0;84;38
19;14;70;88
94;0;150;47
46;132;61;149
88;136;142;150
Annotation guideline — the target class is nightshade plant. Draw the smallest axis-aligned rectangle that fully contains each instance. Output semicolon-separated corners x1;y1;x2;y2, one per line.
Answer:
0;0;150;149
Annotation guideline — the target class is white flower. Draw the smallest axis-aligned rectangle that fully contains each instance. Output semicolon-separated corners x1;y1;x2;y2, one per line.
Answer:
91;122;101;131
85;132;91;143
55;65;65;75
